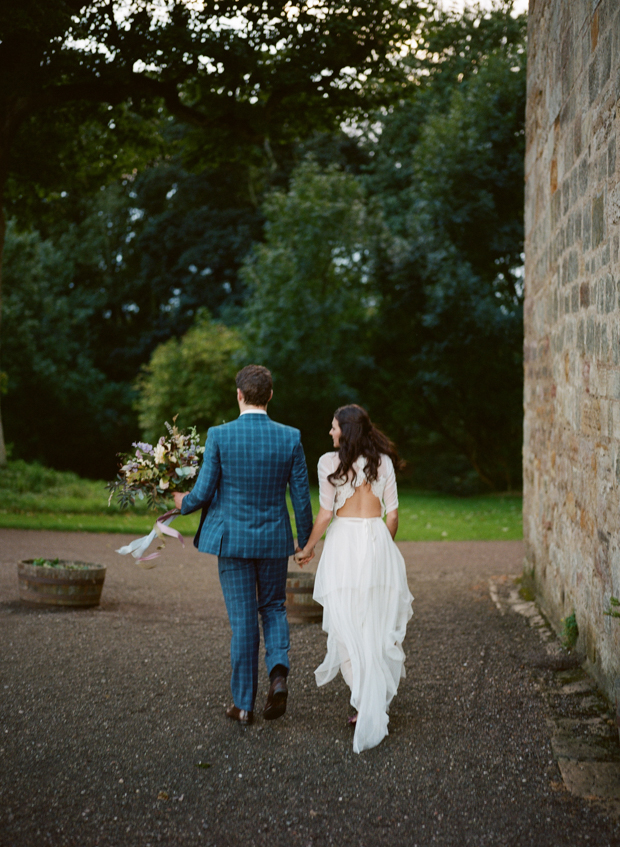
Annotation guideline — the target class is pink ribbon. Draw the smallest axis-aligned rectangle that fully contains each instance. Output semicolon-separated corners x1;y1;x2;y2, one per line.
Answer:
116;508;185;567
137;508;185;563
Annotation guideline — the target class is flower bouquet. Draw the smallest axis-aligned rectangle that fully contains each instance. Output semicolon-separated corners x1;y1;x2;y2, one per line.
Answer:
107;418;204;566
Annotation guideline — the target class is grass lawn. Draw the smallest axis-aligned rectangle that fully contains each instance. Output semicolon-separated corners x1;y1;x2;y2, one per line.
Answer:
0;461;522;541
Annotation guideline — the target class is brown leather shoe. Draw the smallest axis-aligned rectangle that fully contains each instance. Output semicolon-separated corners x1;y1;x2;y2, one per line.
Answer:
226;704;253;725
263;676;288;720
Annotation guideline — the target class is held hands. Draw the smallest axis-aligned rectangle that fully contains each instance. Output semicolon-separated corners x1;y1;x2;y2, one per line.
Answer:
294;546;315;568
173;491;189;510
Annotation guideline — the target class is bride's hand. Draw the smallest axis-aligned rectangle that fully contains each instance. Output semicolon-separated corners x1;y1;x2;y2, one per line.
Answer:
294;546;314;567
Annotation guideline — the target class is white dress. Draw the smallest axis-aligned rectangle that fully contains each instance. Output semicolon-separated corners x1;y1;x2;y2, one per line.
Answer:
313;452;414;753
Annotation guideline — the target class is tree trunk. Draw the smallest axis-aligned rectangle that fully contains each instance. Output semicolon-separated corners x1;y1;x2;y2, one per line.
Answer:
0;148;7;467
0;96;31;468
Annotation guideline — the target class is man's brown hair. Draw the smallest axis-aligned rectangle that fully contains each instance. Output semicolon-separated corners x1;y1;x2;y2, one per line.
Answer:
236;365;273;406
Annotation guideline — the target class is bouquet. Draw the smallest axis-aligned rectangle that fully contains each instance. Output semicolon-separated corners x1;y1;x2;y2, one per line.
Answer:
107;418;204;566
107;418;204;510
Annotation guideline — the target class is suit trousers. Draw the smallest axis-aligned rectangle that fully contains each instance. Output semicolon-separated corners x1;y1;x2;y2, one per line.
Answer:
218;556;290;712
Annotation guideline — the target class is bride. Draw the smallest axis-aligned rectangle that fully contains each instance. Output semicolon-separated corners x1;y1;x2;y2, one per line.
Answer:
295;404;413;753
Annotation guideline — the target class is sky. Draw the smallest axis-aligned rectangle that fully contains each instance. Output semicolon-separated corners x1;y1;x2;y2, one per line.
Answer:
439;0;528;13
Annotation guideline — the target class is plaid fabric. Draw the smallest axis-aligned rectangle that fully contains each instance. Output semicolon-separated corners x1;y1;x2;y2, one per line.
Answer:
218;555;290;711
181;414;313;557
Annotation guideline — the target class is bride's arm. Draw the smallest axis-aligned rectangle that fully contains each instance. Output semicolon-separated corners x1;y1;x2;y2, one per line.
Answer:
383;456;399;540
385;509;398;540
296;454;336;565
296;507;333;564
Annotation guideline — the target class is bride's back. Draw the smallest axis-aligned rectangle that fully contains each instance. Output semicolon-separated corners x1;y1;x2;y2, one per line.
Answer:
336;481;382;518
318;450;398;519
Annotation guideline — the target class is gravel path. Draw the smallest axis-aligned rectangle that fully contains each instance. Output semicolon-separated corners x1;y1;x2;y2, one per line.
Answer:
1;529;618;846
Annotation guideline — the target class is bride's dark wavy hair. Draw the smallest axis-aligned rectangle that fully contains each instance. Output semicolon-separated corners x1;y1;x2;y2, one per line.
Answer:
327;404;403;486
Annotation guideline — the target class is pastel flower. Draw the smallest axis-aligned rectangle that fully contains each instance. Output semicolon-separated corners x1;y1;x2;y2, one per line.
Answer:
132;441;154;454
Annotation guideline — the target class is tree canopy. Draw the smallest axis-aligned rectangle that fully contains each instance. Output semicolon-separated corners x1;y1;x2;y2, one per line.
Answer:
0;0;425;464
365;8;526;490
1;1;527;491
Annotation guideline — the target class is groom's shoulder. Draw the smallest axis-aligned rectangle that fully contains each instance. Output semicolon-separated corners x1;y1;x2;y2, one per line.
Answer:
212;416;299;440
204;419;237;441
268;418;301;441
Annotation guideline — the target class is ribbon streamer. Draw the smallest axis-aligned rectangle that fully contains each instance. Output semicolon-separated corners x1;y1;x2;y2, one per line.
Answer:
115;508;184;568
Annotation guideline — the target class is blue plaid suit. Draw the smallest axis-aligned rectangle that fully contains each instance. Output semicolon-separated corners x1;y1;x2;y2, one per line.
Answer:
181;412;313;711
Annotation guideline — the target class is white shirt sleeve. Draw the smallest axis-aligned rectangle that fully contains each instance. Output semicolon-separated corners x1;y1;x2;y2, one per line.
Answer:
381;455;399;513
318;453;337;512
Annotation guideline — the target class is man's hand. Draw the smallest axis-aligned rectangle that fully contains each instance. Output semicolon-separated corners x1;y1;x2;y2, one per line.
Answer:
173;491;189;510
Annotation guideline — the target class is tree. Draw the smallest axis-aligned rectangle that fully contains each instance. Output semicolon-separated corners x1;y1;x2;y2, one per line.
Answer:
242;158;377;466
0;0;424;464
135;311;244;445
365;2;526;490
2;220;136;477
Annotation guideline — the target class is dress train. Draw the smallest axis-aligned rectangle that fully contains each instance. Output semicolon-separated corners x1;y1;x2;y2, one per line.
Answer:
313;516;413;753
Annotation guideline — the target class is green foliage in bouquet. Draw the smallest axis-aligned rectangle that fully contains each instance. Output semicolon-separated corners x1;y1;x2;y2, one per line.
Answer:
107;419;204;511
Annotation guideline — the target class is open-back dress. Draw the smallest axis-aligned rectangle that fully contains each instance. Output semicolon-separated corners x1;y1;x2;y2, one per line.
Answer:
313;452;414;753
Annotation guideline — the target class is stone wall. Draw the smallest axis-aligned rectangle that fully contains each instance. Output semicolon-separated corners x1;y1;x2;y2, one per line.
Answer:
524;0;620;703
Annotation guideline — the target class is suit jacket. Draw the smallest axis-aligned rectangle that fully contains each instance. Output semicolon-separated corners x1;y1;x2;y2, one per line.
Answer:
180;413;314;558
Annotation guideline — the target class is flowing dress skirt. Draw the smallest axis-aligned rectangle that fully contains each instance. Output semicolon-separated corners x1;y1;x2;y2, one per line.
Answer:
313;517;414;753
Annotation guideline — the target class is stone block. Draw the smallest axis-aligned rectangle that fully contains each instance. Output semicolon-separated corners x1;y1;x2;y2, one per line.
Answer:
579;156;589;196
557;760;620;800
583;200;592;248
602;241;610;266
579;155;590;197
577;318;585;352
612;401;620;440
601;322;609;359
568;249;579;282
609;371;620;401
586;316;595;353
601;34;612;88
610;182;620;225
605;274;615;312
563;178;571;215
589;55;599;105
592;193;605;246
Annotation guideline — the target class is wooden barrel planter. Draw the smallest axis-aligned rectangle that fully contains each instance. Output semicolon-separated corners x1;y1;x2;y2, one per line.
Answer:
285;571;322;624
18;560;106;608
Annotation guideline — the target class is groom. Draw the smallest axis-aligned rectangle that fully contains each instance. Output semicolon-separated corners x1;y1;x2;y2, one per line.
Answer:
174;365;314;726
